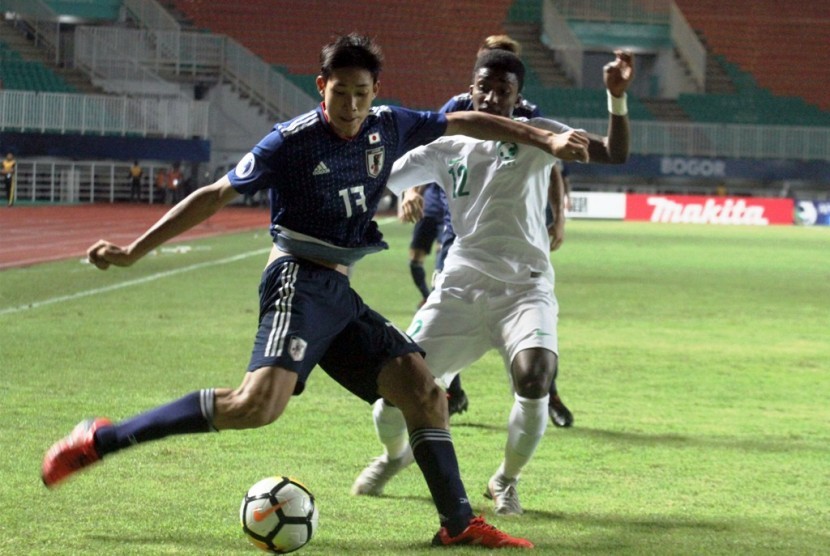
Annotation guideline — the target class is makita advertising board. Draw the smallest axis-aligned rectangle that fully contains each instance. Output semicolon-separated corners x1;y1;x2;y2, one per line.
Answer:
626;194;794;225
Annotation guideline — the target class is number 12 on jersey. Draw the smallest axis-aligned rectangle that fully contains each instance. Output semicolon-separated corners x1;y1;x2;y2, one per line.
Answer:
448;158;469;198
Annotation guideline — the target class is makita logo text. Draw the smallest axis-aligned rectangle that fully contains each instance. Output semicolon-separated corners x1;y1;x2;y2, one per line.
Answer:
647;197;769;225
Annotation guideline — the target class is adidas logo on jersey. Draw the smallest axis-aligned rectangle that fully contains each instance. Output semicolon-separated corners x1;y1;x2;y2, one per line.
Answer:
313;161;330;176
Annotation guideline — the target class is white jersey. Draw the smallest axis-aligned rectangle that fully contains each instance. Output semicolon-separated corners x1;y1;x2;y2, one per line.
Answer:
388;117;569;283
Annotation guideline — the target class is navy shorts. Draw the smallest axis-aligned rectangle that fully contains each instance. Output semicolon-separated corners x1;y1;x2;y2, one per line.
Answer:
409;215;442;253
247;257;423;403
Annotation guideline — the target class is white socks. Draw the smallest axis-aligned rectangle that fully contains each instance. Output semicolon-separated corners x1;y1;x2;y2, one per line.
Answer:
500;393;549;480
372;398;409;460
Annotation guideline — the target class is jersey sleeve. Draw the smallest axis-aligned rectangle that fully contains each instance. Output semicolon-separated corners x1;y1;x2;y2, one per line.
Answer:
387;146;441;196
226;128;284;195
390;106;448;155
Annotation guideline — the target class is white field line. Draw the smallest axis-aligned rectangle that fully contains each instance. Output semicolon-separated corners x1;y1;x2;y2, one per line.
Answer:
0;216;401;316
0;248;270;317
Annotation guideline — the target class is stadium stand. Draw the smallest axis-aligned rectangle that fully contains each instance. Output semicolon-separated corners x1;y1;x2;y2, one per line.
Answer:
0;58;76;93
170;0;517;109
675;0;830;112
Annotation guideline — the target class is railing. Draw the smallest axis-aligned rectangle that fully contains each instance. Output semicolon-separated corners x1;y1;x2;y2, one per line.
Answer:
122;0;180;32
8;159;172;204
1;0;62;64
122;0;316;120
545;0;706;90
0;90;210;138
566;118;830;161
669;3;706;89
542;1;584;85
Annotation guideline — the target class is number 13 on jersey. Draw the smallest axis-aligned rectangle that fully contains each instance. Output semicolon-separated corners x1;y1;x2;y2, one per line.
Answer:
338;186;367;217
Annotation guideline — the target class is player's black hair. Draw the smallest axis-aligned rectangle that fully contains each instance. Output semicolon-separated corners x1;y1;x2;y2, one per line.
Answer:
473;49;525;92
319;33;384;82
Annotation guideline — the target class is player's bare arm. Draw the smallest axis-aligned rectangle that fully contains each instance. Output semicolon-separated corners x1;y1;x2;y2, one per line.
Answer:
445;111;589;162
583;49;634;164
88;176;240;270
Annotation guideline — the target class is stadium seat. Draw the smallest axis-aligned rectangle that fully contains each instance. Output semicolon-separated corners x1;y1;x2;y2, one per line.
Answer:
675;0;830;112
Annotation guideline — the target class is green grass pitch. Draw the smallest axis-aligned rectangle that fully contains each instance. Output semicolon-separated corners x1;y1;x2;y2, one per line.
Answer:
1;220;828;555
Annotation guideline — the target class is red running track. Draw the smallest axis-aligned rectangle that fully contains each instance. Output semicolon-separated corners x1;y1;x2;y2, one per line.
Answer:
0;204;269;270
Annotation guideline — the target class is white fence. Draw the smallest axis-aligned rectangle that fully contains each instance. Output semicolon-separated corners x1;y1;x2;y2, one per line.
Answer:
8;160;176;204
566;118;830;161
0;90;210;137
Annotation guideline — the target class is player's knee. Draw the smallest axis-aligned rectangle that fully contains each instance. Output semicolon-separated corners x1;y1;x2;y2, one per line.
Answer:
223;388;284;428
512;351;557;398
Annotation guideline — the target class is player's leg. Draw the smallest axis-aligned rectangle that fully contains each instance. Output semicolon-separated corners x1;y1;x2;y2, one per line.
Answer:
333;296;530;547
352;281;486;495
409;217;440;306
42;257;332;488
485;347;556;515
378;353;531;548
41;366;298;488
486;279;558;515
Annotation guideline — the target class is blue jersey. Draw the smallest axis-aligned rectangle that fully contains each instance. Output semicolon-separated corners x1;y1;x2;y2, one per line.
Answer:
440;93;542;119
422;183;446;220
229;103;447;264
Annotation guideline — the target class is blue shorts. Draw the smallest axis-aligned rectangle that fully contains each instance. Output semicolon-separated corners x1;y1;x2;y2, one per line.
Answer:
247;257;423;403
409;215;442;253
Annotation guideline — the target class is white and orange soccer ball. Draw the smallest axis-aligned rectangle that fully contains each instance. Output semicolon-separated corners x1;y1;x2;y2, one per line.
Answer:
240;476;319;553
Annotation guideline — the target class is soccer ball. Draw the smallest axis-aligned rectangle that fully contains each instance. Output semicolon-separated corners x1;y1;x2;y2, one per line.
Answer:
240;476;319;553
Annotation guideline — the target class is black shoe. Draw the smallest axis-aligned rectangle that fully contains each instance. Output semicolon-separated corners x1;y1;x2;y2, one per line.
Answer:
549;394;573;428
447;389;469;416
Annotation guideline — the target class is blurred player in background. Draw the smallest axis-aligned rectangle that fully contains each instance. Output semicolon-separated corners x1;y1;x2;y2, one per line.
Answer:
353;48;632;515
405;181;446;307
3;152;16;206
41;33;592;549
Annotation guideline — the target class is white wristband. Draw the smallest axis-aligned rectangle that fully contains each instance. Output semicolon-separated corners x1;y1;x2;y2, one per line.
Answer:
607;91;628;116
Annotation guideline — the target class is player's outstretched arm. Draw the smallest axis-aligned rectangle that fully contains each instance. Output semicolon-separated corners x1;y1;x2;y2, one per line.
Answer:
587;49;634;164
88;176;240;270
445;111;589;162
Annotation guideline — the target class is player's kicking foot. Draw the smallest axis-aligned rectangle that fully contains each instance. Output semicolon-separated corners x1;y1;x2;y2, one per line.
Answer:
351;448;414;496
432;515;533;548
447;389;469;416
484;473;524;515
549;394;573;428
41;417;112;488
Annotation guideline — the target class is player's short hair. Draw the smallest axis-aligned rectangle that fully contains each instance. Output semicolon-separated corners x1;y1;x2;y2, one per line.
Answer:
473;49;526;92
319;33;384;82
477;34;522;57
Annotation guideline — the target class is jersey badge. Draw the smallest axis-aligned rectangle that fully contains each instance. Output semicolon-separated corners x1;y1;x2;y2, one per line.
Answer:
235;152;256;178
289;336;307;362
369;131;381;144
312;161;330;176
497;142;518;167
366;147;385;178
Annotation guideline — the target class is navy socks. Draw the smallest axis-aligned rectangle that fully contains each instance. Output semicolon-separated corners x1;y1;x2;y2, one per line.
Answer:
94;389;216;456
409;428;473;536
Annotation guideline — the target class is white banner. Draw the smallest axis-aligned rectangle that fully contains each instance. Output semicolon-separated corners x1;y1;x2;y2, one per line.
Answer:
566;192;627;220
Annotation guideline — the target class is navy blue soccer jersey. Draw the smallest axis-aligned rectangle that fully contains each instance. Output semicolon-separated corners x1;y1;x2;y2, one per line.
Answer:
228;103;447;263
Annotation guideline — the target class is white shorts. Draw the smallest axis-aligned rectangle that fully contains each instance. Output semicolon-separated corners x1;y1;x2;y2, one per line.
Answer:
407;264;558;389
